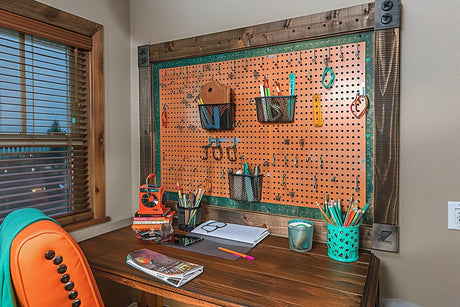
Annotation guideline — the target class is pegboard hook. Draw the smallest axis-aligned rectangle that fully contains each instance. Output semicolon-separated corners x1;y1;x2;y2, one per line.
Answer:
226;144;237;162
212;144;223;161
200;145;211;160
325;47;331;64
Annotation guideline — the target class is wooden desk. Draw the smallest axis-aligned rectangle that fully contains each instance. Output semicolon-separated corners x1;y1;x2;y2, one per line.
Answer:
79;226;379;307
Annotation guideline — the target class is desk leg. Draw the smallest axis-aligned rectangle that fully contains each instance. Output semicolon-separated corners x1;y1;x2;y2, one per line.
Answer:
95;272;163;307
137;291;163;307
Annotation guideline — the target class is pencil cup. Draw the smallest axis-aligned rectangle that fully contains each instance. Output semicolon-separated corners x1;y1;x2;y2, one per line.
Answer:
327;223;359;262
177;204;201;231
288;219;313;252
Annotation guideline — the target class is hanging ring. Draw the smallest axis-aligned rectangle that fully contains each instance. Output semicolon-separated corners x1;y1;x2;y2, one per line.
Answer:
350;94;368;118
321;65;335;89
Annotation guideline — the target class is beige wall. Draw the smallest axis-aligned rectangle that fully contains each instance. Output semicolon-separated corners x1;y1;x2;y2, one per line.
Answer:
36;0;460;305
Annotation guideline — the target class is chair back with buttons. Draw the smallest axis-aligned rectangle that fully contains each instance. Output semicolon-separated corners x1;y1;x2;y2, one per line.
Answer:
10;220;104;307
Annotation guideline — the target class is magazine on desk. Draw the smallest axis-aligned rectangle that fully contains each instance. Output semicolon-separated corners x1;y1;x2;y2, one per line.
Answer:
126;249;203;287
190;220;270;246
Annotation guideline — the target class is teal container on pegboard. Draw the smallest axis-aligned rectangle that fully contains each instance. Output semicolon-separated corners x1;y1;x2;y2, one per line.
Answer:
327;223;359;262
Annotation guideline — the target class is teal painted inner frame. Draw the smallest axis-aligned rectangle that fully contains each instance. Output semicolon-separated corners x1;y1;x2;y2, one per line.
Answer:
154;31;374;225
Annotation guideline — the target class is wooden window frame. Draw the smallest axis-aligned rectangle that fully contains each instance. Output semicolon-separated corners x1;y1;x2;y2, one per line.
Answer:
139;2;399;250
0;0;107;230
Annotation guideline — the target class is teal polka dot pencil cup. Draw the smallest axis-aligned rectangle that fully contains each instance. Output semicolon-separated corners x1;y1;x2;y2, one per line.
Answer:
327;223;359;262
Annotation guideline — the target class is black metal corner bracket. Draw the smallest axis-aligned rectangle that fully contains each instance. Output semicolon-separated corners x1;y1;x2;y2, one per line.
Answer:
138;45;150;68
375;0;400;30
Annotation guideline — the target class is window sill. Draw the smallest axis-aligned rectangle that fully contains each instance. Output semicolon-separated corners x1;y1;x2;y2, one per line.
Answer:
62;216;111;232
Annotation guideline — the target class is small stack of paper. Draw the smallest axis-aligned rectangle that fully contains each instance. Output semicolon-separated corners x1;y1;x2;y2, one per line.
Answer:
190;220;269;246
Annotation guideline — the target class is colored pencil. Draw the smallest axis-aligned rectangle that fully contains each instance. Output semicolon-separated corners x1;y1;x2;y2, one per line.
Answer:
218;247;254;260
316;202;333;224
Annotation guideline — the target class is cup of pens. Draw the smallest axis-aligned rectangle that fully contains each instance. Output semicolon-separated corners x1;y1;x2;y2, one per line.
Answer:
316;198;369;262
177;203;202;231
177;184;204;231
326;223;359;262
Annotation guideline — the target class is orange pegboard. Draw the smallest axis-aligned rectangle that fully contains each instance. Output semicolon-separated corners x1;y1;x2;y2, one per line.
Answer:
157;39;370;211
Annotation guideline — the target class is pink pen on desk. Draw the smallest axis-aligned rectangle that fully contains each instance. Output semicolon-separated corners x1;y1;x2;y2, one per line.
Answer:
218;247;255;260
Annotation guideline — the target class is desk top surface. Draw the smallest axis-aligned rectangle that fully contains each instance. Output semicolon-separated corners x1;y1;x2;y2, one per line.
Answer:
79;226;379;307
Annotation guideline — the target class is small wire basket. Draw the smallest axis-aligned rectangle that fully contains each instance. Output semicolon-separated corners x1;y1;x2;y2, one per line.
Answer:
198;103;235;130
255;95;296;123
227;172;263;202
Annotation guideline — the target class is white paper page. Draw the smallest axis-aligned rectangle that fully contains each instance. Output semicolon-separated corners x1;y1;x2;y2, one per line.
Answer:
190;220;269;246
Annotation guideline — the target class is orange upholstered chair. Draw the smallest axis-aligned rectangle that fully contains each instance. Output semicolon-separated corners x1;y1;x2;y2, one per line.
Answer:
9;219;104;307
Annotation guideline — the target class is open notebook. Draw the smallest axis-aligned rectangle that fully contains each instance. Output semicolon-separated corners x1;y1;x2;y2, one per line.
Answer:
190;220;269;246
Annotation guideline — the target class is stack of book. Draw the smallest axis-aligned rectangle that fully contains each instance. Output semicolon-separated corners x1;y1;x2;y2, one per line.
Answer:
131;208;176;231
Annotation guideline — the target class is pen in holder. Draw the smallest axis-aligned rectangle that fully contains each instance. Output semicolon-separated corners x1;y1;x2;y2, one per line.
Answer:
177;204;202;231
316;198;368;262
176;184;205;231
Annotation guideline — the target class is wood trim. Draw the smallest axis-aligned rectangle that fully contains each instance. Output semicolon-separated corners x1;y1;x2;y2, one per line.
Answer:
63;216;111;232
0;0;101;37
139;65;155;183
149;3;375;62
90;28;106;219
0;9;92;49
373;28;400;225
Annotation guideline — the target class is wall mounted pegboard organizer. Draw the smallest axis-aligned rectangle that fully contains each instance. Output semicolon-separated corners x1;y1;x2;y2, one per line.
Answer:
154;31;374;225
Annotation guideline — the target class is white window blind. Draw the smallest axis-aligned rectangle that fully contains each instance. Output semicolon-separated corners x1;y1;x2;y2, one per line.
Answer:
0;26;91;223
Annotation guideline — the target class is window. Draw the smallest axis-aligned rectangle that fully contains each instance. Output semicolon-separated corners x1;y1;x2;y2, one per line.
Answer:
0;6;105;228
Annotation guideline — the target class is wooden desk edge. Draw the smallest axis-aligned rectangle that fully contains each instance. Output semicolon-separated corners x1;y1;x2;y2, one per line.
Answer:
362;253;380;307
91;267;231;307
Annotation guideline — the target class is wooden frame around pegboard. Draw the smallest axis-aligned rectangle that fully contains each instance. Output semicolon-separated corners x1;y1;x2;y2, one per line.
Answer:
138;2;400;249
